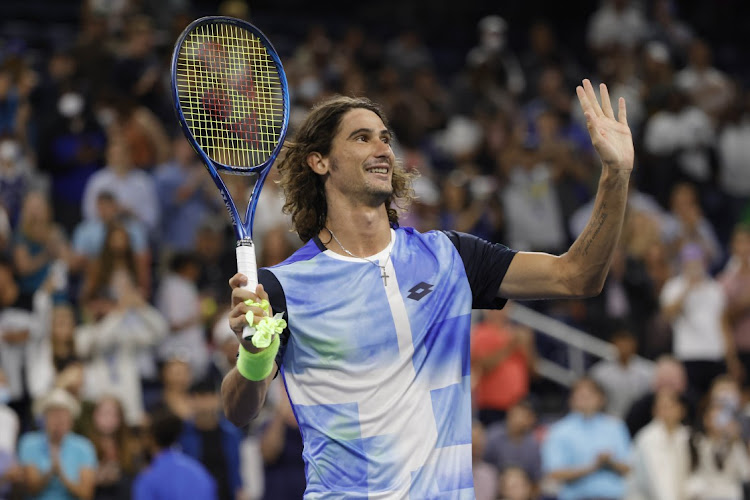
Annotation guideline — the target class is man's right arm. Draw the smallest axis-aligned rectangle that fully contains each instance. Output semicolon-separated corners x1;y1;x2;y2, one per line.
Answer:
221;274;280;427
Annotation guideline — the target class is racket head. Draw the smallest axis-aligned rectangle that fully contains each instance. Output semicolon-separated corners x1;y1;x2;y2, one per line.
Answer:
171;16;290;239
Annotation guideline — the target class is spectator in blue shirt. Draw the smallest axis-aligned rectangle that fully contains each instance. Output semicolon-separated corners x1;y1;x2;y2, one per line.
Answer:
133;407;217;500
542;376;632;500
179;379;243;500
18;387;97;500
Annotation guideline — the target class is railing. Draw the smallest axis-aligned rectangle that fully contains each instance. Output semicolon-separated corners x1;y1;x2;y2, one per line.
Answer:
508;303;654;387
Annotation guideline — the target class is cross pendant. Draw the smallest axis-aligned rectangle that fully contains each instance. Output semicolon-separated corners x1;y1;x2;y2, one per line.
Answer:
380;266;389;286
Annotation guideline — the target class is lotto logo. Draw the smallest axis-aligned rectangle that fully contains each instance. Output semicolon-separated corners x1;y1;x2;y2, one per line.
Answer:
407;282;434;301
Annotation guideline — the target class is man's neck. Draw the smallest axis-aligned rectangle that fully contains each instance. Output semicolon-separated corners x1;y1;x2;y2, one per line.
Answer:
322;203;391;257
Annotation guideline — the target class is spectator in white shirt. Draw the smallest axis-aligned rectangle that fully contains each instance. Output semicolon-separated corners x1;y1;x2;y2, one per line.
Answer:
675;39;734;122
627;389;691;500
587;0;647;54
660;243;740;395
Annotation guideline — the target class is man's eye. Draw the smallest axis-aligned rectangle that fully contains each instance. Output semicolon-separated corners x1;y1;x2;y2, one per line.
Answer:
382;136;391;144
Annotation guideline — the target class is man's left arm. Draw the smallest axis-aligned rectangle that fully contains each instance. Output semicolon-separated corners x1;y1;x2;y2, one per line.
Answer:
500;79;634;300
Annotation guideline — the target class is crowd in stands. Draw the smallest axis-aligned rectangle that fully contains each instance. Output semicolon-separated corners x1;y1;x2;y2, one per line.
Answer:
1;0;750;498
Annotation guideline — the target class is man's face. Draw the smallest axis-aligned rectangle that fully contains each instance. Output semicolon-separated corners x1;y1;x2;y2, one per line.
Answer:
45;407;73;442
319;108;396;207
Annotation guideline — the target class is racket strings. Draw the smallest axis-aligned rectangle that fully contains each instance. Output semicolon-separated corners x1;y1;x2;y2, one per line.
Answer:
176;21;285;169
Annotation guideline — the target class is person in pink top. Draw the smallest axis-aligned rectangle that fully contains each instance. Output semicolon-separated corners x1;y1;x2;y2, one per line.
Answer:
719;223;750;379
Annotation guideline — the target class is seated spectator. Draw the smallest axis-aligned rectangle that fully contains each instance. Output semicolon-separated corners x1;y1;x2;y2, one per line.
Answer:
179;379;243;500
483;400;542;486
156;252;208;381
719;224;750;378
472;420;499;500
471;305;535;426
208;309;239;388
627;389;691;500
542;377;631;500
84;395;142;500
499;466;536;500
626;355;698;437
686;402;750;500
0;368;23;498
259;383;305;500
663;183;722;269
151;357;193;421
661;243;740;394
589;321;654;418
133;408;217;500
19;388;97;500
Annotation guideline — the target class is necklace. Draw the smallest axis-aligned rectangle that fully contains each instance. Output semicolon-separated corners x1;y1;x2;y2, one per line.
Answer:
326;227;392;286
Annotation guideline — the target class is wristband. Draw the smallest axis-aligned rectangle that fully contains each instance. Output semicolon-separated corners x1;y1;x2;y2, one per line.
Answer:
236;334;280;381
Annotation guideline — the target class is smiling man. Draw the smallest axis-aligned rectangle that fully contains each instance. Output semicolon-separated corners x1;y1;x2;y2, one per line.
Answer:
222;79;634;498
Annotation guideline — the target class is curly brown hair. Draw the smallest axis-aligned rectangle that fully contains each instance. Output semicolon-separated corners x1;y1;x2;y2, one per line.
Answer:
276;95;416;242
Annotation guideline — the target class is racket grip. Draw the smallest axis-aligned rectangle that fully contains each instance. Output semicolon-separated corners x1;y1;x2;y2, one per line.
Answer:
236;242;258;342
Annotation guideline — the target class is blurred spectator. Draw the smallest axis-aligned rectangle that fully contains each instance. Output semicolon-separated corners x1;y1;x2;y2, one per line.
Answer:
81;138;160;235
180;379;243;500
660;243;740;393
13;191;69;308
589;321;653;418
587;0;647;53
208;309;239;387
0;133;37;227
663;182;722;269
0;368;22;498
80;223;150;320
76;274;168;426
49;304;80;375
469;16;525;97
642;88;715;202
472;420;499;500
471;306;535;426
626;389;691;500
133;408;217;500
501;142;567;253
154;357;193;421
675;38;734;121
521;21;581;101
721;224;750;378
194;221;236;308
258;226;297;269
259;384;305;500
385;30;433;82
252;166;295;249
542;377;631;500
19;388;97;500
84;395;142;500
717;91;750;235
686;402;750;499
155;252;208;381
499;466;536;500
439;169;495;240
70;13;115;98
483;400;542;486
645;0;694;64
625;356;697;437
70;190;150;282
154;138;220;253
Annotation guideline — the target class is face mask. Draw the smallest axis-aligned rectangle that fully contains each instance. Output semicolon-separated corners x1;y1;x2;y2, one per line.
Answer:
0;140;20;162
58;92;84;118
0;386;11;405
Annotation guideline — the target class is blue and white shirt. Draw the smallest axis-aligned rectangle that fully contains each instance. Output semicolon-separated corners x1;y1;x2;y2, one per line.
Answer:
259;227;516;499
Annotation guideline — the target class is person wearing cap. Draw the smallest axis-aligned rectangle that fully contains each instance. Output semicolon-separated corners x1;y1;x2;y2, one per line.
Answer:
17;387;97;500
660;242;741;395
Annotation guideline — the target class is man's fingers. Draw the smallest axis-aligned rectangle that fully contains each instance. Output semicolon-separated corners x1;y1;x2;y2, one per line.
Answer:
583;79;603;117
599;83;615;119
618;97;628;125
256;283;268;301
229;273;248;290
231;286;258;307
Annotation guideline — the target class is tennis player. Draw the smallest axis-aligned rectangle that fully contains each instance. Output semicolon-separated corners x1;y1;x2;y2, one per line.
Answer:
222;79;633;498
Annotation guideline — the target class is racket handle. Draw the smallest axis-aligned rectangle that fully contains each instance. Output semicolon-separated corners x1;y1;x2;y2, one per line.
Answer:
236;242;258;342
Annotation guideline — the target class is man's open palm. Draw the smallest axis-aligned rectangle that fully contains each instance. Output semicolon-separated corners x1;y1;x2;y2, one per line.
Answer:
577;79;634;172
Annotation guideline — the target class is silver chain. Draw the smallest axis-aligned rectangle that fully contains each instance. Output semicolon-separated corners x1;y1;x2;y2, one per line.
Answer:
326;227;393;284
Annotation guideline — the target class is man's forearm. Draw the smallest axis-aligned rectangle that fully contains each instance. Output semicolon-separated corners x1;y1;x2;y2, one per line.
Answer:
563;167;630;295
547;463;597;483
221;367;274;427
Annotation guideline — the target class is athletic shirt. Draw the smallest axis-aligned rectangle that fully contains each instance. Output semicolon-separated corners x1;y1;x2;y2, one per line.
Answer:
259;226;516;499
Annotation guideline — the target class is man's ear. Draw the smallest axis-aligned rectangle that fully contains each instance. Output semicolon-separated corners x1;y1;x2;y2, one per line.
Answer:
306;152;328;175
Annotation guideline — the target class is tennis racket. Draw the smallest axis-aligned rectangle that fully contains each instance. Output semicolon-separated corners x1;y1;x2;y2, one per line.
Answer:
171;16;289;340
